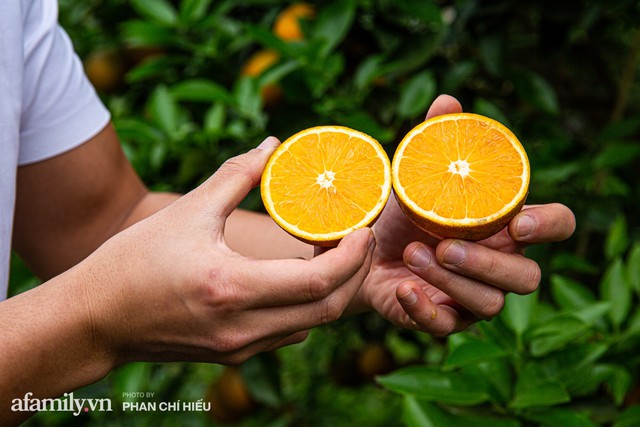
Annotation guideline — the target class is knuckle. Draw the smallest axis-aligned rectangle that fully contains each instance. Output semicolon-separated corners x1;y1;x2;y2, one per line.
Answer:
519;262;541;294
318;295;344;324
480;289;505;319
217;156;257;185
306;271;333;301
210;331;242;354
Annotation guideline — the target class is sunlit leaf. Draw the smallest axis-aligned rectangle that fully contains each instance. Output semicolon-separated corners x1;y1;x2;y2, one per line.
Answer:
402;396;520;427
377;366;491;406
313;0;356;56
600;257;631;329
550;274;596;308
511;363;570;408
444;338;506;369
398;71;437;119
131;0;177;27
627;242;640;295
170;79;232;103
501;291;538;338
605;215;629;260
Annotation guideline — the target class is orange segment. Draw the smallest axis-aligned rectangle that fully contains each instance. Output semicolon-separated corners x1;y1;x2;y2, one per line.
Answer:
261;126;391;246
392;113;530;241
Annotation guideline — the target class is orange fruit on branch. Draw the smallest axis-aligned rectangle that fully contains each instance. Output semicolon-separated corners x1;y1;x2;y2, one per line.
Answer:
273;3;315;42
392;113;530;241
240;49;283;107
261;126;392;246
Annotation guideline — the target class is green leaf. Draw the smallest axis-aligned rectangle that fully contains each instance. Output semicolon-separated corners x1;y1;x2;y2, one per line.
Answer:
397;71;437;119
601;257;632;329
550;252;599;275
148;85;179;136
501;291;538;338
233;77;262;120
529;314;591;356
354;54;386;90
605;215;629;260
179;0;212;22
594;143;640;169
478;318;517;352
377;366;491;406
114;118;165;144
120;20;181;47
627;242;640;295
394;0;443;27
571;301;612;325
524;407;598;427
442;61;477;93
130;0;177;26
593;364;633;406
614;405;640;427
335;111;394;144
464;360;513;404
111;363;152;402
512;70;559;115
204;103;226;135
241;352;282;407
402;396;520;427
472;98;510;127
444;338;506;370
551;274;596;308
539;342;608;395
479;35;503;76
511;363;570;408
532;162;580;185
313;0;356;56
170;79;232;103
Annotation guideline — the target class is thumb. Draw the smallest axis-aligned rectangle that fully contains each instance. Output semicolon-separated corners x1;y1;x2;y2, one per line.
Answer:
201;136;280;218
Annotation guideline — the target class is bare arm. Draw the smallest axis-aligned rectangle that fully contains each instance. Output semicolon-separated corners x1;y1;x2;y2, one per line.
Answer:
12;123;310;280
2;134;371;425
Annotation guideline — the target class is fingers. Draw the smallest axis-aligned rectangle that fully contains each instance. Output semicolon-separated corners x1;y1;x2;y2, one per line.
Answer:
435;240;541;295
403;243;510;320
425;94;463;119
236;229;375;339
200;136;280;219
396;281;473;336
509;203;576;243
236;227;375;308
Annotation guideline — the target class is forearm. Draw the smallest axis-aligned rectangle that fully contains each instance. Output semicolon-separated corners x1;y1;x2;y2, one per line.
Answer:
120;190;312;260
0;265;114;425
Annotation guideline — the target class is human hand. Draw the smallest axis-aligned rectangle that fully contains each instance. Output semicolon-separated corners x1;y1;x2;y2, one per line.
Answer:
81;138;375;366
353;95;576;335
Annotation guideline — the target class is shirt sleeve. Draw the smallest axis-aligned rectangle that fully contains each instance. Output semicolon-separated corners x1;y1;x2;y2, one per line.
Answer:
18;0;111;166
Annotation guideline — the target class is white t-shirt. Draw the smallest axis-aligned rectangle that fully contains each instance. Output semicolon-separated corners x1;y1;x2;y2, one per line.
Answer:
0;0;110;299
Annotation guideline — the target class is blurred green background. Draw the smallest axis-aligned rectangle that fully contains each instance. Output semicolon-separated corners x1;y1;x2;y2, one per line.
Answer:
10;0;640;425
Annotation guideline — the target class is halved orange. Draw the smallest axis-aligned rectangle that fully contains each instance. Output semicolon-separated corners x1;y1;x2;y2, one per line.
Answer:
392;113;530;241
261;126;392;246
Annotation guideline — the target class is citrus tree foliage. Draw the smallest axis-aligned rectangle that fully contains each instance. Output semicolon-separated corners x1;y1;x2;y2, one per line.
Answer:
11;0;640;425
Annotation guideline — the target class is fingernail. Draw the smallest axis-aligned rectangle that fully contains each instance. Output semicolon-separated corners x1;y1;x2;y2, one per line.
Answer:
515;214;536;238
408;246;431;268
398;288;417;305
257;136;278;150
443;241;466;265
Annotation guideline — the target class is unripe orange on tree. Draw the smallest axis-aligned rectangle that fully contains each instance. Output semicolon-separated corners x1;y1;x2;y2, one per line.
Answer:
83;49;126;93
205;366;257;422
273;3;315;42
240;49;283;108
357;342;396;381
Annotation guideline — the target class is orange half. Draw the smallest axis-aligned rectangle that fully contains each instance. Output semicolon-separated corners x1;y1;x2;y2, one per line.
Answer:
392;113;530;241
261;126;392;246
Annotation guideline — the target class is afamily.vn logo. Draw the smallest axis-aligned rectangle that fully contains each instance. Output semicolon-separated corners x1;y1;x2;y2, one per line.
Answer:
11;392;113;416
